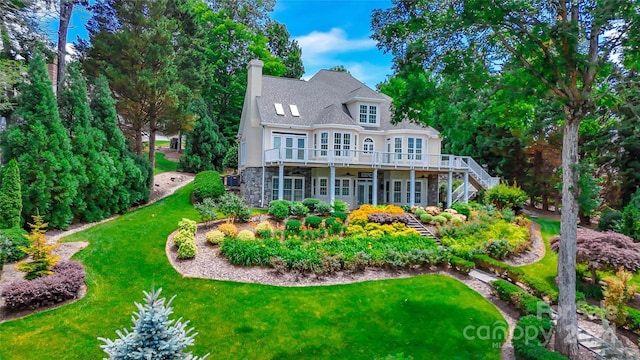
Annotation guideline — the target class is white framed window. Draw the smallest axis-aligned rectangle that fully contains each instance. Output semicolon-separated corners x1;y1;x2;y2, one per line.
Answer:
408;137;423;160
319;177;328;196
272;134;305;160
335;178;351;197
359;105;378;125
274;103;285;116
334;132;351;157
393;180;402;203
363;138;374;154
240;140;246;166
320;132;328;157
272;176;305;201
394;137;403;160
407;181;422;204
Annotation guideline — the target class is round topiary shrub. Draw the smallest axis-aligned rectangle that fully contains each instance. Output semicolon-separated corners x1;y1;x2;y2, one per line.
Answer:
290;202;309;217
414;208;427;217
302;198;320;212
269;201;289;222
218;223;238;238
420;213;434;224
441;212;453;221
177;240;197;259
173;231;192;247
333;211;348;222
206;230;225;245
255;221;273;238
305;215;323;229
433;215;448;224
237;230;256;241
314;202;333;215
192;170;225;202
285;219;302;233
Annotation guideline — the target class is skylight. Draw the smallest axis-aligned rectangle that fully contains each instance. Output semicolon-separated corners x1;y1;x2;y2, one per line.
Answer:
289;104;300;117
274;103;285;116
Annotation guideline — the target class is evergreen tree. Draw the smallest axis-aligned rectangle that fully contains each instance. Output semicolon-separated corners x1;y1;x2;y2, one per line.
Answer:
59;63;118;222
99;287;208;360
89;75;153;210
15;214;59;280
0;158;22;228
179;99;228;172
0;53;78;229
620;188;640;242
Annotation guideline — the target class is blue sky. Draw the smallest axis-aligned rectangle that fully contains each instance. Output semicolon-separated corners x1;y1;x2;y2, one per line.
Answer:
46;0;394;87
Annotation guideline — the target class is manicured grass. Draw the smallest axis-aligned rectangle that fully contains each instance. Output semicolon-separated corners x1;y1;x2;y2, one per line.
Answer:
520;217;560;292
154;152;179;175
0;185;504;359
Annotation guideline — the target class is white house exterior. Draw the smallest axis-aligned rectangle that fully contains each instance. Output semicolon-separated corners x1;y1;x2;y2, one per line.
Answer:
237;59;498;209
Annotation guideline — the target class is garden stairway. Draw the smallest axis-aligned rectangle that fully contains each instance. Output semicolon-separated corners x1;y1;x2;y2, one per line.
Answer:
406;214;438;241
468;269;618;358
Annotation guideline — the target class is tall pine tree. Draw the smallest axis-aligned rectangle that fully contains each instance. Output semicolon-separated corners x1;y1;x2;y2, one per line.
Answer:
58;63;118;222
89;75;152;209
0;53;77;229
179;99;227;172
0;158;22;228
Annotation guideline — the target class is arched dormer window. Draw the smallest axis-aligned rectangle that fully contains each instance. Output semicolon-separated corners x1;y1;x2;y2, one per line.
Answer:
363;137;374;154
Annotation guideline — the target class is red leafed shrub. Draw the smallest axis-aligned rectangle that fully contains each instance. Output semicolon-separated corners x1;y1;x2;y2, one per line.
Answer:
2;260;86;310
551;228;640;281
367;213;409;225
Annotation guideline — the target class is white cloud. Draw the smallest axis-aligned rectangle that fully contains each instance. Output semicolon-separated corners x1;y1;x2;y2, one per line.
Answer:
295;28;376;67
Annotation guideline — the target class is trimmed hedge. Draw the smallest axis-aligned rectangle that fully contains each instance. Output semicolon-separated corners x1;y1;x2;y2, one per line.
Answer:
305;215;323;229
192;170;225;202
491;279;550;317
450;256;475;274
1;260;86;310
512;315;565;360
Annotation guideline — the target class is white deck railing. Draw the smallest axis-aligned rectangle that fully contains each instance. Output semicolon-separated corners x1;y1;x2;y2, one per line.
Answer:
264;147;500;189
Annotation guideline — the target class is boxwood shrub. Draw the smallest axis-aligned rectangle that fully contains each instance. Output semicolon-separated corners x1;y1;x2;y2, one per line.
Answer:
192;170;225;202
1;260;86;310
285;219;302;233
305;215;323;229
333;211;348;222
491;279;550;317
512;315;565;360
302;198;320;212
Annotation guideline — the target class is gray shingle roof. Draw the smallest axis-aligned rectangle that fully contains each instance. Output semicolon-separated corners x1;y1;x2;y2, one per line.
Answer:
257;69;438;136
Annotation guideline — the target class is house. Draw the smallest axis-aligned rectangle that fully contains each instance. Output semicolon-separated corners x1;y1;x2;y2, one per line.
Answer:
237;59;498;209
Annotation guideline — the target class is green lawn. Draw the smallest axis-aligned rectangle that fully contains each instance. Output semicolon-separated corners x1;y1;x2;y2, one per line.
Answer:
0;185;504;359
519;217;560;293
155;152;179;175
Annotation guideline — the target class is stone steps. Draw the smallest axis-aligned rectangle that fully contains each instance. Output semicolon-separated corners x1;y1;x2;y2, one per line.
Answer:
405;214;437;241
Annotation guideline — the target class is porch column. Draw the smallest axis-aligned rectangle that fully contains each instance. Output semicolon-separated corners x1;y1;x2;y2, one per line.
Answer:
329;166;336;205
278;164;284;200
446;171;453;209
372;169;378;206
409;169;416;208
463;171;469;204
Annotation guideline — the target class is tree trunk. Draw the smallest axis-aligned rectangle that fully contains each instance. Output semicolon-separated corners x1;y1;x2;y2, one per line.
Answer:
555;114;580;358
542;195;549;211
177;130;182;153
134;126;143;155
56;0;74;95
148;117;157;176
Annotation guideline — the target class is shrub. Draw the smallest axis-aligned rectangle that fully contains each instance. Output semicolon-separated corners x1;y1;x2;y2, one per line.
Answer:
285;219;302;233
314;202;333;215
451;202;471;218
599;209;622;231
0;227;29;264
485;183;528;210
332;199;348;212
485;239;510;260
491;279;550;317
305;215;323;229
0;158;22;229
440;212;453;221
420;213;434;224
194;198;218;222
99;287;208;360
302;198;320;212
173;231;192;247
206;230;225;245
368;213;409;225
269;201;289;222
178;218;196;235
602;267;638;326
500;208;516;222
255;221;273;238
192;170;225;202
414;208;427;217
15;215;60;280
329;220;343;235
236;230;256;241
433;215;447;224
626;306;640;334
214;192;251;222
218;223;238;238
177;240;197;259
2;260;86;310
333;211;348;222
289;202;309;217
512;315;563;360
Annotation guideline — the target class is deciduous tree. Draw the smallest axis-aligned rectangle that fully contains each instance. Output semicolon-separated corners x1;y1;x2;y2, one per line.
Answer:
372;1;638;356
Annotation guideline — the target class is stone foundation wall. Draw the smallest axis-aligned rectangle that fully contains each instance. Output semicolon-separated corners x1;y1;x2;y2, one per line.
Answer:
240;166;312;208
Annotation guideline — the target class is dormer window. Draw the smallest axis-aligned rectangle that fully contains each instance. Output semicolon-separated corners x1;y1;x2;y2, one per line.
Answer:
359;104;378;125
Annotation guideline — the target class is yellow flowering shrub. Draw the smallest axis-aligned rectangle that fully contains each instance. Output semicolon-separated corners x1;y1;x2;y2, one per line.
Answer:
218;223;238;238
237;230;256;241
346;224;366;237
206;230;225;245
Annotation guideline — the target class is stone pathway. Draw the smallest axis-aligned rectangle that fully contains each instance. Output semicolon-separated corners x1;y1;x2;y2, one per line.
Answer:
469;268;612;358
